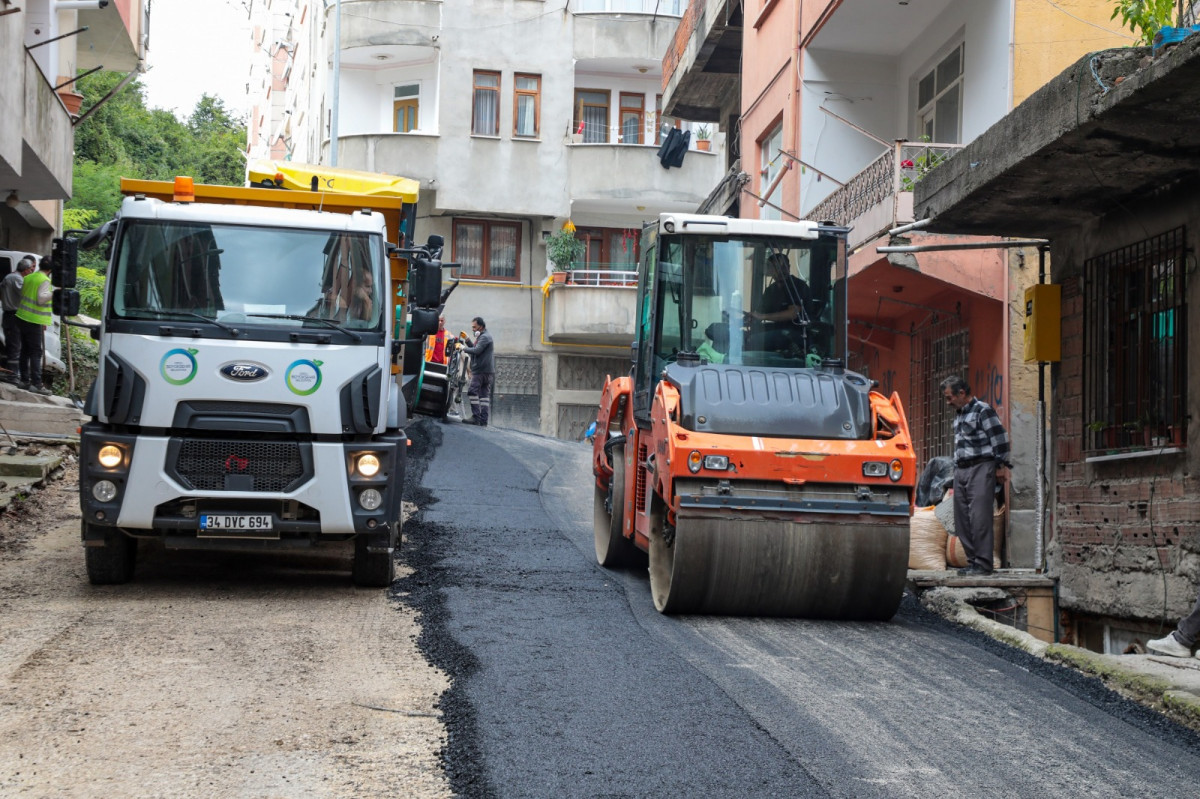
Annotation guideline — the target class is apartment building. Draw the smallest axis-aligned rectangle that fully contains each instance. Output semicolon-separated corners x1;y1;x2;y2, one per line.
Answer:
1;0;148;253
248;0;724;438
664;0;1130;566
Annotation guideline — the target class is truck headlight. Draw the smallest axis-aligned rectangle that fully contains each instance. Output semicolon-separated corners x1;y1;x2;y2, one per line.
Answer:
92;480;118;502
356;453;381;478
98;445;123;468
359;488;383;510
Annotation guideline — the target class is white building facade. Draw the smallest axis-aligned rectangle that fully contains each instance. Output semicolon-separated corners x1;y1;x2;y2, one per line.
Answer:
248;0;723;438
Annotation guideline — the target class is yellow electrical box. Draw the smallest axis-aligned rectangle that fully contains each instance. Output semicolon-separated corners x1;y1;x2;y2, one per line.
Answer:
1023;283;1061;363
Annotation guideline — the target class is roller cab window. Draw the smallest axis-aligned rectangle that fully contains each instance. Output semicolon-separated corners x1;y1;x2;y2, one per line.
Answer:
653;236;839;372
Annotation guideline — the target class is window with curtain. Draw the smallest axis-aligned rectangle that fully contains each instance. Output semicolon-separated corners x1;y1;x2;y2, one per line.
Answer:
619;93;643;144
577;227;640;272
393;84;419;133
453;219;521;280
915;43;963;143
574;89;610;143
514;74;541;138
759;122;784;221
473;71;500;136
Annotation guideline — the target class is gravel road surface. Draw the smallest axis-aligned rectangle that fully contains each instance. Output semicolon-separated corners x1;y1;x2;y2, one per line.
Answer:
0;460;450;798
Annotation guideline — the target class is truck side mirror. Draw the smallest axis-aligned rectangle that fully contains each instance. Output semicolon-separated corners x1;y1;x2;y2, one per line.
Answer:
52;288;81;317
408;307;439;338
51;237;78;288
408;257;442;308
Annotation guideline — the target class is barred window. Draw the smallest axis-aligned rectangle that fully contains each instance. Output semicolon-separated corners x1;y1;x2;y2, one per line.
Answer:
1084;227;1188;451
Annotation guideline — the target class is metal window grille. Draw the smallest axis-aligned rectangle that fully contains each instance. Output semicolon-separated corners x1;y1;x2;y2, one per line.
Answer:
909;319;969;469
1084;227;1188;451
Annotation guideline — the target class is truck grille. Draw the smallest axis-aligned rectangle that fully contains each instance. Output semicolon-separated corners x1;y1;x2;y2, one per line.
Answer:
172;438;309;493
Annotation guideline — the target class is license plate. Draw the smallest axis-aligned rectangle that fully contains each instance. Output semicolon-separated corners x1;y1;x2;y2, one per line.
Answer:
199;514;275;537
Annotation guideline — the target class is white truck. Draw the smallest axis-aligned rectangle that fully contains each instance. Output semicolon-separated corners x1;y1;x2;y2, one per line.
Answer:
69;174;444;586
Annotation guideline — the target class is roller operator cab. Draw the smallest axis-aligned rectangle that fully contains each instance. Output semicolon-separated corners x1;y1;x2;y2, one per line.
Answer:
592;213;917;620
78;184;415;587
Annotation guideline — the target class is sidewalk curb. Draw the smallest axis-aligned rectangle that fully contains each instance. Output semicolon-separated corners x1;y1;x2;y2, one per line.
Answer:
919;588;1200;733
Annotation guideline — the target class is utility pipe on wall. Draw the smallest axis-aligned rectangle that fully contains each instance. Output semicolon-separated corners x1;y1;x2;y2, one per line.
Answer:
330;0;342;166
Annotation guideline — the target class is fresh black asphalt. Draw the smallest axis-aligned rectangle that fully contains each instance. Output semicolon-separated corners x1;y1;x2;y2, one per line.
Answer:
396;417;1200;798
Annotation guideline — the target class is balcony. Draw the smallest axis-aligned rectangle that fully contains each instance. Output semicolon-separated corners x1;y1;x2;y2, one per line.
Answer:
574;11;682;65
569;139;719;216
544;275;638;346
660;0;741;120
576;0;685;15
335;0;441;50
805;141;962;252
0;50;73;204
78;0;147;72
328;133;440;188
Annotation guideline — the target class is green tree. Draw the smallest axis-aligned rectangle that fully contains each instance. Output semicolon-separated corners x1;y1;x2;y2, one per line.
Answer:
1111;0;1177;46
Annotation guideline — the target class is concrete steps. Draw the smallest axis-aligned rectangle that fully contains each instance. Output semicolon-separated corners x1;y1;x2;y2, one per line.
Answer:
0;384;80;512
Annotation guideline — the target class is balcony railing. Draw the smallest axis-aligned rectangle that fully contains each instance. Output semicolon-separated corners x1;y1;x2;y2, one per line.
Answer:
807;141;963;229
575;0;685;15
564;265;638;286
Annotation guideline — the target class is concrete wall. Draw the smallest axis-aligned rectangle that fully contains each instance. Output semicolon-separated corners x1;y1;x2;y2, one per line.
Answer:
1049;186;1200;623
1012;0;1129;106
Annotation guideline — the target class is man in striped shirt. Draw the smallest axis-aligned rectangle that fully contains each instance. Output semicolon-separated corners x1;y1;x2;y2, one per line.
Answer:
941;375;1011;576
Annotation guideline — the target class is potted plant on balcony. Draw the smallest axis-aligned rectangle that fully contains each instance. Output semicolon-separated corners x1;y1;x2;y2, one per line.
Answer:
546;221;584;283
694;124;712;152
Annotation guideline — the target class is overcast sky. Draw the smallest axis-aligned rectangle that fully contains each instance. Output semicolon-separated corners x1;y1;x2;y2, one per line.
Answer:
140;0;251;120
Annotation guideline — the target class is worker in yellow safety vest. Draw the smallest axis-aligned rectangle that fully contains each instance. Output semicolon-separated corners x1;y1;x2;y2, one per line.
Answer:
14;255;53;395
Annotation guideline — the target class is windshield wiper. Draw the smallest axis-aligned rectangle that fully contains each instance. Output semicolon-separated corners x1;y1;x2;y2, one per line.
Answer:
130;310;241;336
242;313;362;343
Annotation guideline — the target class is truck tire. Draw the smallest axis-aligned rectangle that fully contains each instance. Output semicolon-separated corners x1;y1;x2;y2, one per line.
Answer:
83;523;137;585
352;534;396;587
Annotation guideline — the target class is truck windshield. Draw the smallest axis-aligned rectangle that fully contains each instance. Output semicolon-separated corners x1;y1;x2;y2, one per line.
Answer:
109;220;384;330
655;235;839;369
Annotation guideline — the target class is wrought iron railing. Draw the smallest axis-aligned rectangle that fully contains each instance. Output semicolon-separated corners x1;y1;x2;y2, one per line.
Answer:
807;141;963;227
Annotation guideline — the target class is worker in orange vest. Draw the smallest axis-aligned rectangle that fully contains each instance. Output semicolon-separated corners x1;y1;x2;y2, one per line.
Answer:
424;315;448;365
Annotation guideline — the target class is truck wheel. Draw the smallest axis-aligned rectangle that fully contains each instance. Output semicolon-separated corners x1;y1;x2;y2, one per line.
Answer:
83;523;137;585
352;534;396;587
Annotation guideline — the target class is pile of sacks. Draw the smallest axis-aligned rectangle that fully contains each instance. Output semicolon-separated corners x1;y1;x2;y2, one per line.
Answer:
908;491;1005;571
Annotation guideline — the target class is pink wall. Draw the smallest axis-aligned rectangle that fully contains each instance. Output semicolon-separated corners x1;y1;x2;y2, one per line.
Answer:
740;0;801;219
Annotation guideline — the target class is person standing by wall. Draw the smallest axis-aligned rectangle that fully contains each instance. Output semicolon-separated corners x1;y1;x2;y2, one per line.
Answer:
14;255;54;395
1149;594;1200;658
941;375;1011;576
1;256;33;381
462;316;494;427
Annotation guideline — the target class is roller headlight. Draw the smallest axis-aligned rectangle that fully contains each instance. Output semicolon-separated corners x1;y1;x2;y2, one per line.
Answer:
359;488;383;510
862;461;887;478
356;453;381;478
889;459;904;482
97;445;123;468
92;480;118;502
703;454;729;471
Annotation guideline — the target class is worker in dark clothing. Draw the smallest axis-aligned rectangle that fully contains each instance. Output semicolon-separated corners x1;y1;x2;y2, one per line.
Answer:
750;252;816;357
461;316;495;427
941;375;1011;576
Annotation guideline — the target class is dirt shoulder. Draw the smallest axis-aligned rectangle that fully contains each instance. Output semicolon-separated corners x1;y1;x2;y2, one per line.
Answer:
0;462;450;798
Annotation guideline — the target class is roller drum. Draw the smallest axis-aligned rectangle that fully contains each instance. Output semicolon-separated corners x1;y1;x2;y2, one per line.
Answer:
649;512;910;620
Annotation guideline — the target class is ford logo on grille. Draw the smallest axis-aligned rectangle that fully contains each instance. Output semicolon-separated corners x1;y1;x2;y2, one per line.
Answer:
220;362;269;382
